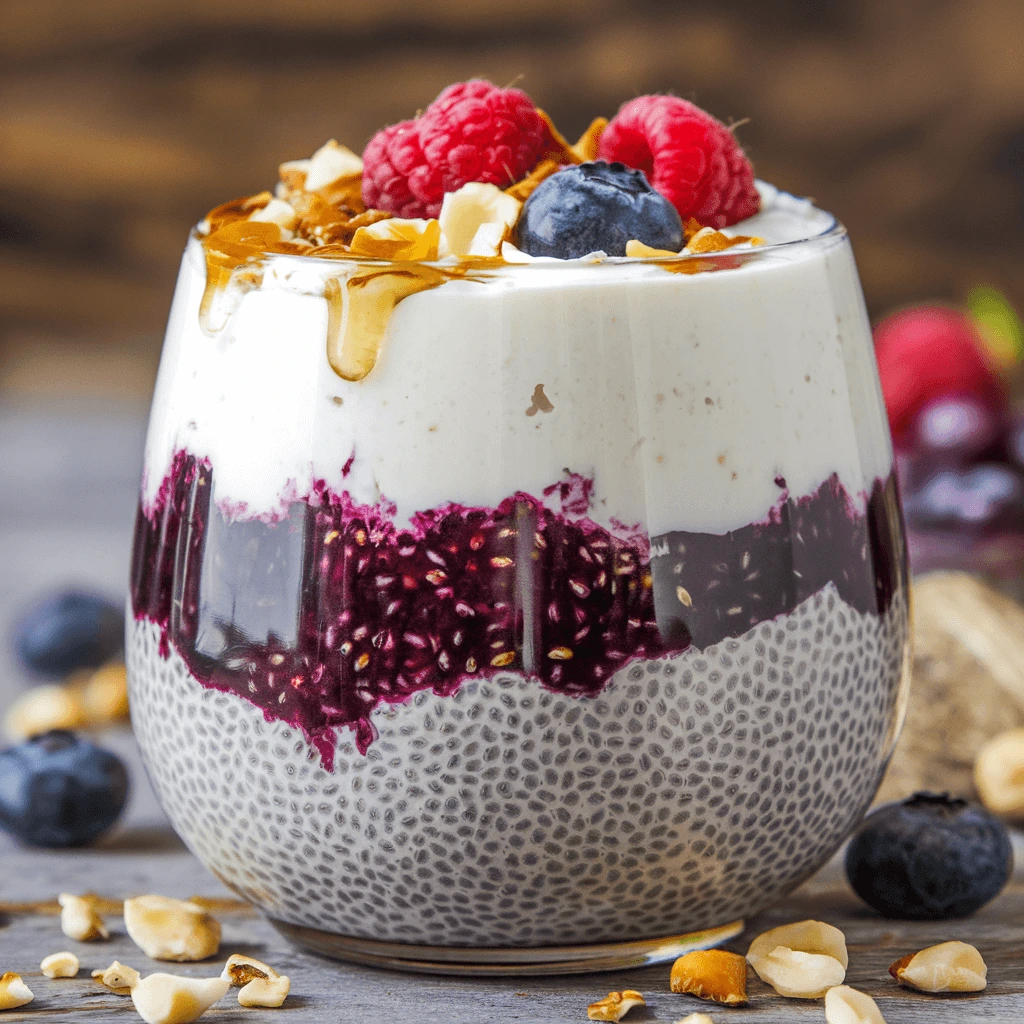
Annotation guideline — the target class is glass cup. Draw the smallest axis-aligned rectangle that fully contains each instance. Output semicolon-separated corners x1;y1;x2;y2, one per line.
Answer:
128;204;910;974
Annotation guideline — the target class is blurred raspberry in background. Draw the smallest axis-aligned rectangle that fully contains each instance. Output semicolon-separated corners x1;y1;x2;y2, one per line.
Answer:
876;289;1024;580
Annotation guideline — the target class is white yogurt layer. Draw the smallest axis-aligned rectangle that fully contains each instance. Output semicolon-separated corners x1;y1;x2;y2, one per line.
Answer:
142;182;893;535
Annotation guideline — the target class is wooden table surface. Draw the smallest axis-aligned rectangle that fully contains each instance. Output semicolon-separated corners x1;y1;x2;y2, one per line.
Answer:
0;402;1021;1022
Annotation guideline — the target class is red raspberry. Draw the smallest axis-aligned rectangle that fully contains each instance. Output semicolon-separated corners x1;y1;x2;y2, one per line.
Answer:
362;80;547;218
874;306;1005;441
598;95;759;229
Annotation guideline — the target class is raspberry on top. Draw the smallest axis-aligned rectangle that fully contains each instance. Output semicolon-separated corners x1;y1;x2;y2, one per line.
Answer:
198;80;763;266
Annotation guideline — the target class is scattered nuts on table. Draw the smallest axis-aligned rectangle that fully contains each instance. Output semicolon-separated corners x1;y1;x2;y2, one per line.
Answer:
749;946;847;998
221;953;290;1007
123;895;221;962
58;893;109;941
586;989;646;1021
888;941;988;993
824;985;887;1023
40;951;79;978
92;960;141;995
0;972;33;1010
669;949;748;1005
975;728;1024;816
130;973;229;1024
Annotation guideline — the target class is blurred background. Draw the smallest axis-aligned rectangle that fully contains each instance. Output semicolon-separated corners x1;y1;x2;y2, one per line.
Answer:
1;0;1024;847
2;0;1023;402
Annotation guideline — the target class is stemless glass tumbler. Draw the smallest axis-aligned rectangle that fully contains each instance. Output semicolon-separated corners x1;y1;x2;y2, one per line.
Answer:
128;207;910;974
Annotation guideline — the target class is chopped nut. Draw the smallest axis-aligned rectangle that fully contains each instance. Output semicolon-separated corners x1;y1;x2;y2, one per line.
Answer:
626;239;680;259
304;139;363;192
4;684;87;739
80;662;130;725
249;198;299;233
92;960;141;995
669;949;747;1005
220;953;279;986
587;990;645;1021
238;975;290;1008
349;217;441;261
58;893;109;941
889;941;987;993
278;158;310;193
40;951;79;978
674;1016;715;1024
747;919;849;972
123;895;221;962
751;946;846;999
975;728;1024;816
825;985;886;1023
438;181;521;258
130;973;229;1024
0;972;33;1009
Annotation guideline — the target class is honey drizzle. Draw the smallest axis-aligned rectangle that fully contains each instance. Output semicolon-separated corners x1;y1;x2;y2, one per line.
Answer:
324;259;497;381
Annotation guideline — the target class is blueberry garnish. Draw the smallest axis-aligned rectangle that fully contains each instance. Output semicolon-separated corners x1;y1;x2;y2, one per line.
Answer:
0;730;129;848
514;161;683;259
844;792;1013;920
14;590;124;677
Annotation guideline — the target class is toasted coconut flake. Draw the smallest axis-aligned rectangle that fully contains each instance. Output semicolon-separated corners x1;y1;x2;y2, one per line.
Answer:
0;973;33;1010
627;239;681;259
825;985;887;1024
92;960;141;995
349;218;441;262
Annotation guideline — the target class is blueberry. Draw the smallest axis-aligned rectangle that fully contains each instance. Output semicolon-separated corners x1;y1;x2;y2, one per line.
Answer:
902;463;1024;532
845;793;1012;919
514;161;683;259
14;590;123;677
911;396;1001;465
0;730;129;848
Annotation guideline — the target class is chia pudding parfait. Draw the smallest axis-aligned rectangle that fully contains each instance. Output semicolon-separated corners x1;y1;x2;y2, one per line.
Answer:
128;82;910;974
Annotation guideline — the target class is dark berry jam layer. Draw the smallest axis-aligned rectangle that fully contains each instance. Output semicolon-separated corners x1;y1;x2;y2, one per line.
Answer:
131;452;904;766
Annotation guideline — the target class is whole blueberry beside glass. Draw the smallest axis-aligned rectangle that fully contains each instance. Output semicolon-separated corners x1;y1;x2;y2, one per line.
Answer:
14;590;123;678
515;161;683;259
845;792;1012;920
0;730;129;848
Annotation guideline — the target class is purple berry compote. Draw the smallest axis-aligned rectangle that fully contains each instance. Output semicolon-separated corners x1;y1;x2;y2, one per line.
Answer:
126;101;910;969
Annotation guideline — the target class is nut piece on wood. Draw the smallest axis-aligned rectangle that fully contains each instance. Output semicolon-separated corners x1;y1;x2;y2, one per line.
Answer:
40;951;79;978
220;953;280;986
587;990;645;1021
879;572;1024;804
124;896;221;962
751;946;847;998
669;949;748;1005
889;941;987;993
975;728;1024;816
0;972;33;1009
675;1014;715;1024
130;973;229;1024
58;893;109;941
92;960;140;995
238;975;291;1008
746;920;849;970
221;954;290;1007
824;985;887;1023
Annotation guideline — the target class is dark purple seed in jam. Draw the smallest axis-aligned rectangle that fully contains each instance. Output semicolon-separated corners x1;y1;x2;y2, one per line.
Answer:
131;451;903;767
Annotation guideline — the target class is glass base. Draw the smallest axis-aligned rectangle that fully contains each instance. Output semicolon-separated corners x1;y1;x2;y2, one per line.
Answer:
267;916;745;976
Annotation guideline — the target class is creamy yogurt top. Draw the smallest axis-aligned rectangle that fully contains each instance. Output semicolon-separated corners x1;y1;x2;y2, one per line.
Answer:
142;182;892;536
